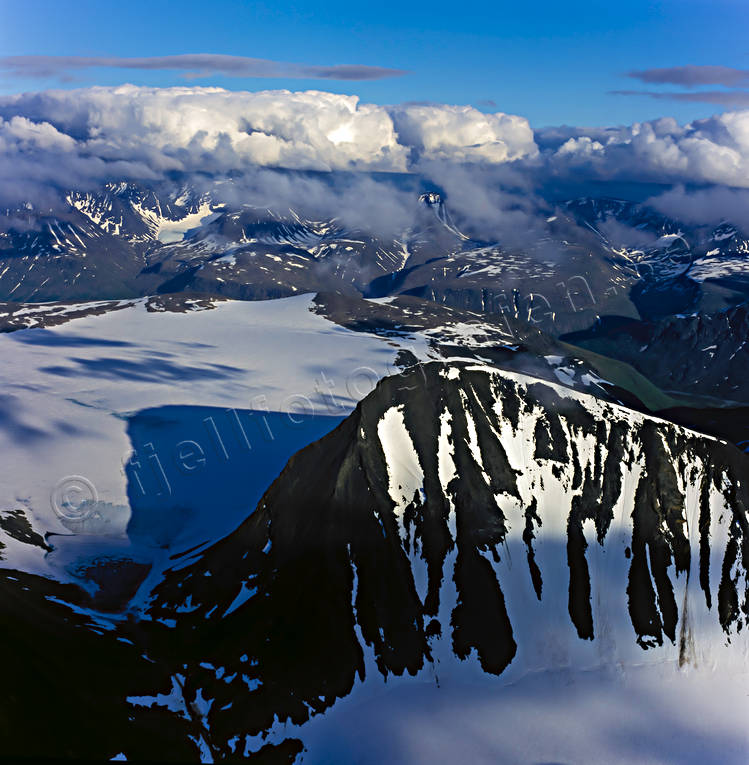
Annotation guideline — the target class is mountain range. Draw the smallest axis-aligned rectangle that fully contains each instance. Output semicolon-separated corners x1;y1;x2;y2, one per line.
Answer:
0;179;748;763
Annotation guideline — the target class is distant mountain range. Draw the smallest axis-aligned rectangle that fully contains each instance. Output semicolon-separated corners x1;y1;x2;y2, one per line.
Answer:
4;182;749;323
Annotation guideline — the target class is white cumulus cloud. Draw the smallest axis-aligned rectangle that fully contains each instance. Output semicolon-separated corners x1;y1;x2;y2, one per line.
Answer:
545;111;749;189
390;103;538;164
0;85;538;186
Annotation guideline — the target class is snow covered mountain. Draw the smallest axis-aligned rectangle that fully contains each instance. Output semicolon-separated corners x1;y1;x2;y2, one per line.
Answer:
2;355;747;762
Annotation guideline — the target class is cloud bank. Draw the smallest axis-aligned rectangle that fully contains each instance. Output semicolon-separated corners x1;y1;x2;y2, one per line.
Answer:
3;85;749;233
0;86;538;195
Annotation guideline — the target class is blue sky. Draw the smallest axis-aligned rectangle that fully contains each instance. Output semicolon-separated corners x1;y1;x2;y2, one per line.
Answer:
1;0;747;126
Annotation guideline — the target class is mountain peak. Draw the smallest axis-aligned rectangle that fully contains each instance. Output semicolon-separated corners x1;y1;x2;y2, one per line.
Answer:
419;191;443;206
